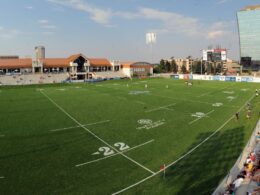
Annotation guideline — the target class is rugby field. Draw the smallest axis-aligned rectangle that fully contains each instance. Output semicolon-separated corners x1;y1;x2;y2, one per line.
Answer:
0;78;260;194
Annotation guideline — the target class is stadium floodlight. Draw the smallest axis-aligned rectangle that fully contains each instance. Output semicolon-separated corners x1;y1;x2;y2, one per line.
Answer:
146;32;156;64
146;32;156;44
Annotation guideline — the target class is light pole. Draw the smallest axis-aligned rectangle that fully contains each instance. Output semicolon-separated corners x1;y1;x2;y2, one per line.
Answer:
201;58;203;75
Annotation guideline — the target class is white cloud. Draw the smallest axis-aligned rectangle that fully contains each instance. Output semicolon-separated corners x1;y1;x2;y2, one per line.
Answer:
138;8;201;36
38;19;57;34
47;0;112;26
41;25;57;29
38;19;49;24
217;0;231;4
0;28;20;39
25;6;33;10
42;31;54;35
206;21;230;39
207;31;225;39
46;0;231;40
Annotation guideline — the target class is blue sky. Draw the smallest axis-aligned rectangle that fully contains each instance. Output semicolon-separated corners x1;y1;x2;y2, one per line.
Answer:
0;0;258;62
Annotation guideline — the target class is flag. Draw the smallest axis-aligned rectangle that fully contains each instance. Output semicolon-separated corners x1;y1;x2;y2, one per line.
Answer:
160;164;166;179
160;165;165;171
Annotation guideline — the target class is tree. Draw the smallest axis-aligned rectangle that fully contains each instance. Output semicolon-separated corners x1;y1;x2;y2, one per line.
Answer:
159;59;165;73
216;62;223;74
165;61;171;72
171;60;178;73
181;65;187;73
206;62;213;75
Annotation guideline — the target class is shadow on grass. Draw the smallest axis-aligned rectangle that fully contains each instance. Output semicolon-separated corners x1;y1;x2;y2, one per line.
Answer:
163;126;245;195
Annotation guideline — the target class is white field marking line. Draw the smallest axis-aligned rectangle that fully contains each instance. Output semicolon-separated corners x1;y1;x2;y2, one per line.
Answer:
151;94;213;105
40;91;155;174
49;120;110;132
152;94;239;109
197;91;212;97
189;110;215;125
76;139;154;167
0;135;5;137
111;93;256;195
145;103;176;113
0;176;4;179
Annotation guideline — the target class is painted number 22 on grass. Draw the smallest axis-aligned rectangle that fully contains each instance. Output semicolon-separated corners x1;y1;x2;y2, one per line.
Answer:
92;142;130;156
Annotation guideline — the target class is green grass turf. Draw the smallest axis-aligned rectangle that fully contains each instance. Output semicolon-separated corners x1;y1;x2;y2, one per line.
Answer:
0;78;259;195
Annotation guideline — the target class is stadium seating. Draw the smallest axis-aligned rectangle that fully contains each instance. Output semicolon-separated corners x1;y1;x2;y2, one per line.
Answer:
0;73;69;85
91;71;127;79
222;134;260;195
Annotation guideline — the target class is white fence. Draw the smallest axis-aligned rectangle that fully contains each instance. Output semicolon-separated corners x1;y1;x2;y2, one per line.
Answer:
154;73;260;83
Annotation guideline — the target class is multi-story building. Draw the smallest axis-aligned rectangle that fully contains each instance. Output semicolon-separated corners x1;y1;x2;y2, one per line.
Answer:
237;5;260;71
167;58;193;73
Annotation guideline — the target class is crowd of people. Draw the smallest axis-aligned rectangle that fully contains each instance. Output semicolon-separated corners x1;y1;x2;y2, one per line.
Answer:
223;135;260;195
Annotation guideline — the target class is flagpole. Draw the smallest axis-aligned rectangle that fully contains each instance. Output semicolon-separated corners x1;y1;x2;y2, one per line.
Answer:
163;164;166;179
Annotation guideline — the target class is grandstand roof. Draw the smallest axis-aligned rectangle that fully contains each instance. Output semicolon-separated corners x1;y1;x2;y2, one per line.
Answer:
0;58;32;69
89;58;112;67
67;53;88;62
42;58;69;68
121;61;152;68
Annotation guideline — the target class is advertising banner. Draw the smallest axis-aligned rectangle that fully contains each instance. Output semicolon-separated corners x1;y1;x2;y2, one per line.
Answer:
225;76;236;82
213;76;220;81
171;74;179;80
241;77;253;82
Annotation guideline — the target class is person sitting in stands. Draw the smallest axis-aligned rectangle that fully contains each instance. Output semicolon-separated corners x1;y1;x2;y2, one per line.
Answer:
248;161;254;172
257;132;260;139
244;163;252;178
248;187;260;195
232;175;245;191
251;152;256;162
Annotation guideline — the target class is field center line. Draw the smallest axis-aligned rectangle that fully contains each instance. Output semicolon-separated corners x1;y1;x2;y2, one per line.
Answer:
40;91;155;174
145;103;176;113
76;139;154;167
189;110;215;125
111;93;256;195
49;120;110;132
0;176;4;179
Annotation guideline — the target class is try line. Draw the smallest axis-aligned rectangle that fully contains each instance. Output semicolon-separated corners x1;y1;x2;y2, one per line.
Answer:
112;93;256;194
76;139;154;167
40;91;155;175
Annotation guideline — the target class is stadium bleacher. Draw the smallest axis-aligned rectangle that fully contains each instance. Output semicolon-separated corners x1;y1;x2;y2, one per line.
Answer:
0;73;69;85
91;71;126;79
220;129;260;195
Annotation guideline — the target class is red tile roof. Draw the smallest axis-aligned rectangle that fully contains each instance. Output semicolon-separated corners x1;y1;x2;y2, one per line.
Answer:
42;58;69;68
67;54;88;62
0;58;32;69
89;58;112;67
0;54;112;69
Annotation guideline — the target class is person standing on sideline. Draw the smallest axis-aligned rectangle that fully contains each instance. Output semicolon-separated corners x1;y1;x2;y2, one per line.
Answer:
235;112;239;120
